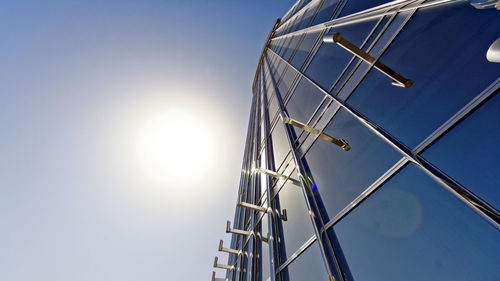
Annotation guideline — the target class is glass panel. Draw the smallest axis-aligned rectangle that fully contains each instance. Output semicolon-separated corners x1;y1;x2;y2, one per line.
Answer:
282;35;302;61
297;6;315;31
285;77;325;134
310;0;340;26
346;2;500;148
275;179;314;261
277;66;298;100
290;31;321;70
304;108;401;217
271;122;290;169
422;91;500;210
339;0;389;17
260;214;270;281
280;241;328;281
333;164;500;281
305;18;378;90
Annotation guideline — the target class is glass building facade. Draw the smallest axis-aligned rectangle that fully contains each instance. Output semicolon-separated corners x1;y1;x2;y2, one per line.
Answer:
213;1;500;280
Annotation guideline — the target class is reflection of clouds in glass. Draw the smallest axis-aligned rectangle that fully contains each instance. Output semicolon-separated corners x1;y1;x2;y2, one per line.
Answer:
362;188;422;238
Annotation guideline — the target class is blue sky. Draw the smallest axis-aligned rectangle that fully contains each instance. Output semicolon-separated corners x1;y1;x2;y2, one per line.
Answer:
0;1;293;280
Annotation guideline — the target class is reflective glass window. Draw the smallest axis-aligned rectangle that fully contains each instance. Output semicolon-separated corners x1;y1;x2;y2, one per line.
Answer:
304;108;401;217
285;77;325;127
290;31;321;70
422;91;500;210
310;0;340;26
280;241;328;281
333;164;500;281
305;18;378;90
275;179;314;261
346;2;500;148
277;66;298;100
260;214;270;281
282;35;302;62
271;122;290;168
339;0;389;17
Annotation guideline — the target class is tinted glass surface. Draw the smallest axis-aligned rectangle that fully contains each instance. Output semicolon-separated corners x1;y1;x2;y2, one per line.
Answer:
305;18;378;90
304;108;401;217
286;77;325;125
310;0;339;26
271;122;290;169
276;180;314;261
281;241;328;281
339;0;389;17
290;31;321;70
334;164;500;281
422;91;500;210
346;2;500;148
278;66;298;99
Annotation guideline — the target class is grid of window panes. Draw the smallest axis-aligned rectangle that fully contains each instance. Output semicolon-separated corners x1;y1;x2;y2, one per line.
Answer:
219;1;500;281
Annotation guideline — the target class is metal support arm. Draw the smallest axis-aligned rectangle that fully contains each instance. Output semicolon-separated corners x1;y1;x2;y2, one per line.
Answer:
218;240;240;255
211;271;227;281
283;117;350;150
213;256;234;270
226;220;252;236
254;167;301;186
323;32;413;88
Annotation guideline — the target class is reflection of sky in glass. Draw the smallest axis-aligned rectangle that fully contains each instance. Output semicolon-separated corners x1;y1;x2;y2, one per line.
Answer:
334;164;500;281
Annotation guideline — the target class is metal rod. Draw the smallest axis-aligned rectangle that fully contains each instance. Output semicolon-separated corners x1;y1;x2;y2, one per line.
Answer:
254;167;301;186
226;221;252;236
213;257;234;271
283;116;351;150
219;240;240;255
323;32;413;88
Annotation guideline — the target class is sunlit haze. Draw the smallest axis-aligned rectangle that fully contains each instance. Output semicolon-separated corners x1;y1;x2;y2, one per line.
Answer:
135;104;216;185
0;1;293;281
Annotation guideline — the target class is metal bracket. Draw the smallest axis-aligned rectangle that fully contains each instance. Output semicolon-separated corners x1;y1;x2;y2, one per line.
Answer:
323;32;413;88
218;240;240;255
283;117;350;150
282;209;288;221
213;256;234;270
226;220;252;236
211;271;227;281
254;167;301;186
237;201;269;213
470;0;500;9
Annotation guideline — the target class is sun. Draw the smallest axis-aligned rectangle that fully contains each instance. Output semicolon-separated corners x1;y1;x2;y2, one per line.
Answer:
135;107;215;185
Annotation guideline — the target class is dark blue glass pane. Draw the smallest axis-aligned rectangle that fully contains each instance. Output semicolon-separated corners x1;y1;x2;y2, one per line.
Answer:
339;0;389;17
286;77;325;124
422;91;500;210
290;31;321;70
305;19;377;90
276;181;314;261
334;164;500;281
305;108;401;217
346;2;500;148
310;0;340;26
281;241;328;281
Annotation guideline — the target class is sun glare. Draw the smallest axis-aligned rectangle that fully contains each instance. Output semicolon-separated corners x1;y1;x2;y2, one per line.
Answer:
136;108;215;185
